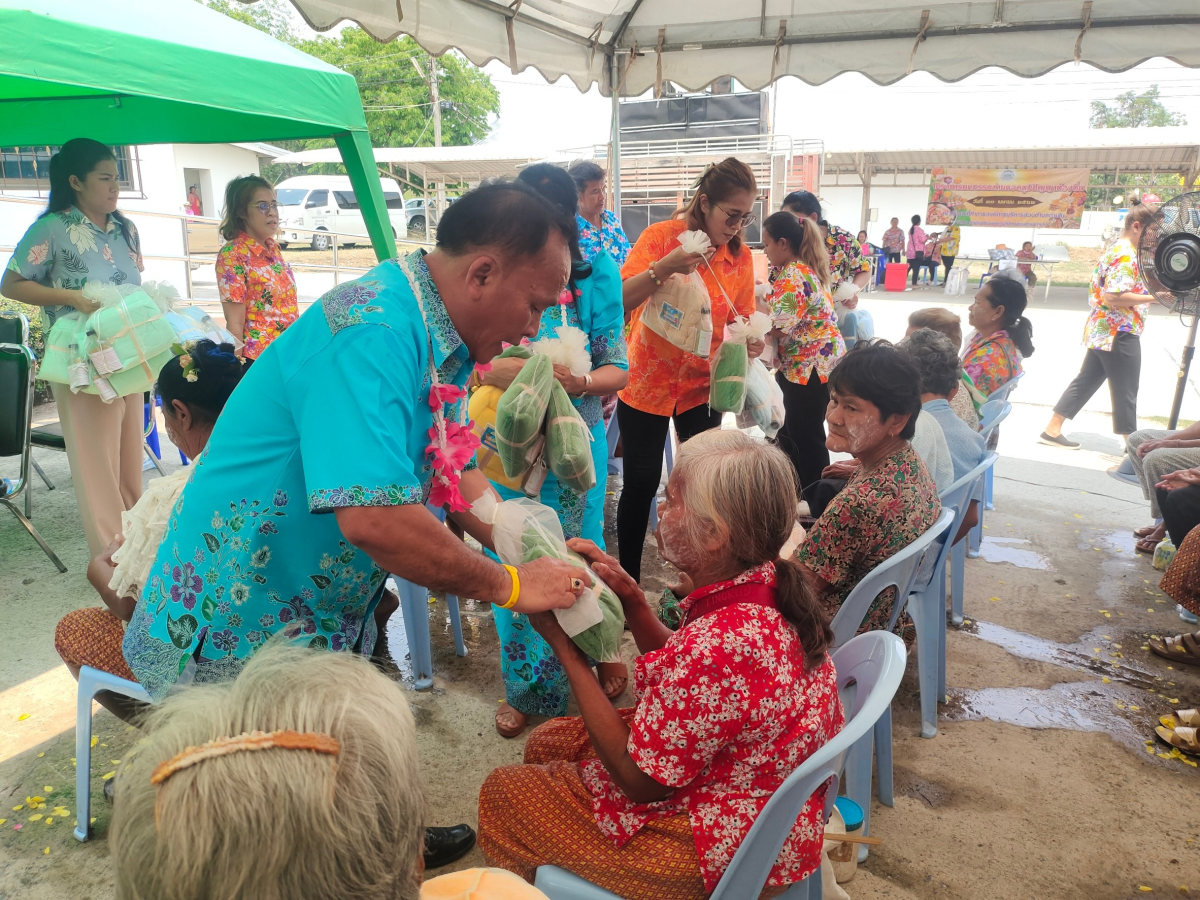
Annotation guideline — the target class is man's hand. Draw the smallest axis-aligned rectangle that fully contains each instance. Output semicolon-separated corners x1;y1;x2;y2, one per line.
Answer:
513;556;588;613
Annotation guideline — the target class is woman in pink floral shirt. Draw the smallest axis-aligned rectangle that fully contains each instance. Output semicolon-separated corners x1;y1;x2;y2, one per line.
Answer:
478;430;843;899
962;274;1035;397
215;175;298;361
763;211;846;487
1042;201;1158;447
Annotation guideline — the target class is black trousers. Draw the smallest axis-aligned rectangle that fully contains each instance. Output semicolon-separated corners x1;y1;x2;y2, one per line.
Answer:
908;253;926;285
774;369;831;490
802;477;848;518
942;255;956;280
1052;331;1141;434
615;400;721;582
886;251;902;264
1157;483;1200;546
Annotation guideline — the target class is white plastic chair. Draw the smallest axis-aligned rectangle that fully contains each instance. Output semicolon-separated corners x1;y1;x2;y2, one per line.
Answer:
968;401;1011;556
828;507;954;846
533;632;907;900
393;504;466;690
74;665;151;842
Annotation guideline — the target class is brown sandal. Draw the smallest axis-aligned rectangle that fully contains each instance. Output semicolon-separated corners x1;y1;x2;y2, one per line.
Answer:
1155;724;1200;757
1149;631;1200;666
495;702;529;739
1134;525;1160;539
1136;536;1163;554
597;661;628;701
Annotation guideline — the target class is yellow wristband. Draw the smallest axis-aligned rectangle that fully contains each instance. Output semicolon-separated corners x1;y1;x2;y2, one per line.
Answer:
500;564;520;610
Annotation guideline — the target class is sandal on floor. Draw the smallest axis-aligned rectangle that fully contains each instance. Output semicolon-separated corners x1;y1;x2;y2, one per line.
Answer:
1136;536;1163;554
1155;724;1200;757
1148;631;1200;666
495;702;529;739
1134;525;1160;538
1160;709;1200;730
597;661;628;701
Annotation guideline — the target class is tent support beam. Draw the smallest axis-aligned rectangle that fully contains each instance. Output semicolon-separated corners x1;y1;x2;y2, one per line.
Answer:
335;129;397;261
457;0;603;51
610;53;623;214
857;154;872;234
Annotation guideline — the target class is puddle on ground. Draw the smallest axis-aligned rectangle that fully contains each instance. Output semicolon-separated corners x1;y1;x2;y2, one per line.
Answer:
976;536;1055;571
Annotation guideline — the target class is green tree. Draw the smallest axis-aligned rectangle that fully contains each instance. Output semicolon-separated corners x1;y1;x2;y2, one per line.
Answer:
200;1;499;184
1090;85;1187;128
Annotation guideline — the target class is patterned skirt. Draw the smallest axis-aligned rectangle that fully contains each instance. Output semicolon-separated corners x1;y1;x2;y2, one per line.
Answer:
1161;524;1200;617
478;712;707;900
55;607;136;681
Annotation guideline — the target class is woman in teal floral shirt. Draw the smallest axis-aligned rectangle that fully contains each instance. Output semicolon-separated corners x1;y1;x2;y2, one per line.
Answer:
477;165;629;737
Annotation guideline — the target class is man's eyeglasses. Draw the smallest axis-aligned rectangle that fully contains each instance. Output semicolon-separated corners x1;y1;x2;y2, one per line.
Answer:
715;203;756;229
253;202;280;214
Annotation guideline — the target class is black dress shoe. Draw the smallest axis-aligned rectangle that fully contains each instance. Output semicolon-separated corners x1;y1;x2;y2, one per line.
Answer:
423;823;476;869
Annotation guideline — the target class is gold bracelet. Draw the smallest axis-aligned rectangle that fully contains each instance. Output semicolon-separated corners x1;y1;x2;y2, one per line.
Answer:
500;564;520;609
647;261;664;287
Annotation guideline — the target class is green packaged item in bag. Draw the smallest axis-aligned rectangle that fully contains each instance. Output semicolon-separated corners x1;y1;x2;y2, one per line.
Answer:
495;352;554;479
709;339;748;413
473;494;625;663
545;381;595;493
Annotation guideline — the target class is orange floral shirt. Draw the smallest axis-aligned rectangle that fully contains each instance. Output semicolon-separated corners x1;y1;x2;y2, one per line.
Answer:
618;220;756;416
216;232;298;359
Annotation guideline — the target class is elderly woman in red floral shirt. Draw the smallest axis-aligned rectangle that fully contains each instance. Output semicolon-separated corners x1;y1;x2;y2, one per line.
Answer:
478;430;844;899
215;175;298;361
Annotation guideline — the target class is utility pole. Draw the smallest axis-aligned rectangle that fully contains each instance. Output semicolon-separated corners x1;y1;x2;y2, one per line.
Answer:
413;55;445;225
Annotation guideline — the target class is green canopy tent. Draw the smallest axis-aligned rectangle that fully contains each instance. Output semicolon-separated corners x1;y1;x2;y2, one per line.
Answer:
0;0;396;260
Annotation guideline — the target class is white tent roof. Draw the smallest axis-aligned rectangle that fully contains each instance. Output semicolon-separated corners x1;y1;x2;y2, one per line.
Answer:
286;1;1200;94
272;144;583;182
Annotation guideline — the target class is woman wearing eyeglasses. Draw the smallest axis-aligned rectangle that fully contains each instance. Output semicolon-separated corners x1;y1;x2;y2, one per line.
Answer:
215;175;298;363
616;157;760;583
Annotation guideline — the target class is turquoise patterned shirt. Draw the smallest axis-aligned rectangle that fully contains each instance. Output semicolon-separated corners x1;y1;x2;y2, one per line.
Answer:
577;210;631;268
123;251;474;701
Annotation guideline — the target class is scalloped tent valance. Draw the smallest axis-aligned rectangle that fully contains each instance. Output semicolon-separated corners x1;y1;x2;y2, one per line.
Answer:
285;0;1200;95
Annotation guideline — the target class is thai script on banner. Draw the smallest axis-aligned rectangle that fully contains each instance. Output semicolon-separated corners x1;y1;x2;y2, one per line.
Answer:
926;167;1091;229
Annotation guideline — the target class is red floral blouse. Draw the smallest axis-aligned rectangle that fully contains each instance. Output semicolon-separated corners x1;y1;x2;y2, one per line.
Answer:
215;232;298;359
580;562;845;892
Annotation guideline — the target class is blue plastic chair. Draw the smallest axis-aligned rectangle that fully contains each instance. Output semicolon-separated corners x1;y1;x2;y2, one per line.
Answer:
827;507;953;850
979;374;1021;510
533;631;908;900
74;666;151;841
950;455;1000;627
968;401;1011;556
144;394;188;474
393;504;466;690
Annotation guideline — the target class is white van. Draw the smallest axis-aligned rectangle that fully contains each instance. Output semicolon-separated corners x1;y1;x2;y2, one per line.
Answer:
275;175;407;250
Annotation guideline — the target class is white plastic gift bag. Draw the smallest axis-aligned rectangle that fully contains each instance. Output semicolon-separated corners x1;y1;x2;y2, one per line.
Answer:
472;494;624;662
736;359;786;438
709;311;771;414
639;230;714;358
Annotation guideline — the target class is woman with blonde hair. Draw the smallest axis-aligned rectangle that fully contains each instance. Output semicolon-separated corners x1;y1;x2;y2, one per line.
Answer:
215;174;298;362
615;158;762;582
479;430;843;899
110;642;426;899
761;210;845;487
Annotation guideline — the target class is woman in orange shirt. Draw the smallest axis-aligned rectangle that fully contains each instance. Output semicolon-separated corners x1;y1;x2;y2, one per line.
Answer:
616;158;760;581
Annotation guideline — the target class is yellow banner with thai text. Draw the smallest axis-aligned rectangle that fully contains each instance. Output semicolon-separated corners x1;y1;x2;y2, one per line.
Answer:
926;167;1091;229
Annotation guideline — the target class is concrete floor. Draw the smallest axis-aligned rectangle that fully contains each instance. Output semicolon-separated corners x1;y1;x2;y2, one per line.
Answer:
3;314;1200;896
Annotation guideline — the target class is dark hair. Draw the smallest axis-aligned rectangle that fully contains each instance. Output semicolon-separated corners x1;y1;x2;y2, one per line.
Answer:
567;160;605;193
982;275;1036;358
517;164;591;289
898;328;962;396
910;213;922;236
1122;196;1159;233
220;174;274;241
762;211;830;288
42;138;136;252
676;158;757;256
436;180;574;263
157;340;245;426
781;190;821;218
827;341;922;441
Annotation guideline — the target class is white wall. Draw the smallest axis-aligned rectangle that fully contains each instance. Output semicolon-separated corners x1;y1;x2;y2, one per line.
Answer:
819;180;1119;253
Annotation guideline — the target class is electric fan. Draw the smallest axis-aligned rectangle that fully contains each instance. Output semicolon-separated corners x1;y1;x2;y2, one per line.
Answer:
1138;191;1200;427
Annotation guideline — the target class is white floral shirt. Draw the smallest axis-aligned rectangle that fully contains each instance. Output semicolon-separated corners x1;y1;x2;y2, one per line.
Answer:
5;206;143;326
580;563;845;892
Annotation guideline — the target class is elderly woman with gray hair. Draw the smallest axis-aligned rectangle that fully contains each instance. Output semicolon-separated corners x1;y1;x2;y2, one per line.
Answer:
478;430;844;900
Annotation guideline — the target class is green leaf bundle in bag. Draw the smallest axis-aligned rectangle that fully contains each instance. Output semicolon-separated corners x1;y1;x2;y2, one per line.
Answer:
495;351;554;479
472;494;625;662
709;311;772;414
545;381;595;493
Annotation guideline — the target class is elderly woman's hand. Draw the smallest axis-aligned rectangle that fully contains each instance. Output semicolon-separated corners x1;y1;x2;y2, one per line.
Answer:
566;538;648;612
527;610;571;649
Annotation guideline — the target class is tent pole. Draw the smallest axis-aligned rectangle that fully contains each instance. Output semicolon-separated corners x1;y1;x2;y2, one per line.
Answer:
1169;315;1199;430
610;53;622;217
335;130;397;261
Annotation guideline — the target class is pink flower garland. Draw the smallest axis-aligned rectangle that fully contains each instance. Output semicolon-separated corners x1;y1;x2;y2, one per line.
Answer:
425;380;480;513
